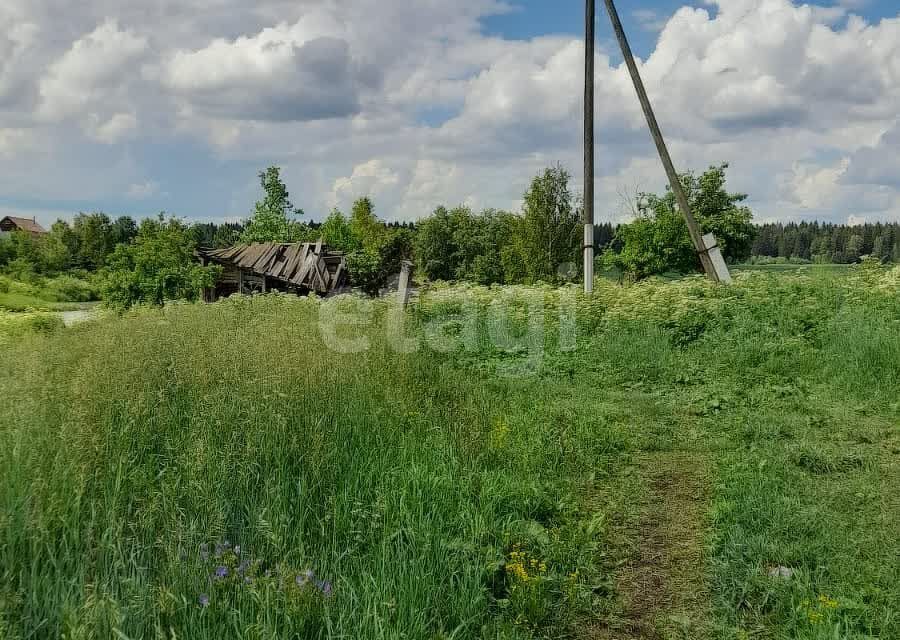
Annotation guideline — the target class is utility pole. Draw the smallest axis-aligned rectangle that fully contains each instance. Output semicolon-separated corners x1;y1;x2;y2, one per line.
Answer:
583;0;595;294
601;0;731;283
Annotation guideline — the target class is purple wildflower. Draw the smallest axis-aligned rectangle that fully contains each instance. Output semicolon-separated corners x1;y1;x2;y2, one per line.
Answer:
214;566;229;579
198;594;210;607
318;580;333;597
237;559;250;576
233;545;241;556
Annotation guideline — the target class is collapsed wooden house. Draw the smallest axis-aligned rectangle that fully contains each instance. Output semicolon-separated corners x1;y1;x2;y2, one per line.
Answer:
197;241;347;301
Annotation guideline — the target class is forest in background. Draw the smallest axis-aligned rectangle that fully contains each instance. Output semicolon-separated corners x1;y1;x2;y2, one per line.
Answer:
2;163;899;309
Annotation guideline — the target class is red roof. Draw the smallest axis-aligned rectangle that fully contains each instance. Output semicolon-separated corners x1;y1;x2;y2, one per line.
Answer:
0;216;47;234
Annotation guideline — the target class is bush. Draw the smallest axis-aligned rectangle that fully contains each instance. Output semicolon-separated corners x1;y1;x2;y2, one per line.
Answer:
607;163;755;279
99;216;220;310
44;275;97;302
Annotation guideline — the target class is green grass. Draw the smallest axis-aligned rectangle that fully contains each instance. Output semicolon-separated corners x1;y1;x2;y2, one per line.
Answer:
0;274;97;312
0;266;898;639
734;263;853;273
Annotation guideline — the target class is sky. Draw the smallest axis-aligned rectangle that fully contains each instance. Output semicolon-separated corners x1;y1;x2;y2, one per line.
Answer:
1;0;899;227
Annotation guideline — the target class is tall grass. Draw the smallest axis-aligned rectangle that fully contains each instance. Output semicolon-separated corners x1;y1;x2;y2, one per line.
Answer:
1;265;898;639
0;296;614;639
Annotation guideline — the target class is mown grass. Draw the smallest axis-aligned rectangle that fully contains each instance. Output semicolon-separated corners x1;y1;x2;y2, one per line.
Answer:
0;265;898;639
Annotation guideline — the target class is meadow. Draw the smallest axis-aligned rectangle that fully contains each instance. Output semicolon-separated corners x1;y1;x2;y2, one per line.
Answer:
0;264;898;639
0;274;97;312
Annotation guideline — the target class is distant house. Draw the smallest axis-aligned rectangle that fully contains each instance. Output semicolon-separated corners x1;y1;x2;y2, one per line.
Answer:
0;216;47;238
197;241;348;301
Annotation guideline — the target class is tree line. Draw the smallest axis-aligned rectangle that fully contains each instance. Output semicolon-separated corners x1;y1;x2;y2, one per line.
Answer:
3;161;897;309
751;221;900;264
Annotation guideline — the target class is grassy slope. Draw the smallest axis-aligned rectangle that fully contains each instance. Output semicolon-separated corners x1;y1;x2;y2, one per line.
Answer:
0;268;898;639
0;274;97;312
0;290;89;312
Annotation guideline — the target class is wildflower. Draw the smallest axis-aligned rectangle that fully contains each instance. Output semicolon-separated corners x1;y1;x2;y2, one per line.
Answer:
214;566;228;579
198;594;210;607
296;569;314;587
237;559;250;576
234;545;241;556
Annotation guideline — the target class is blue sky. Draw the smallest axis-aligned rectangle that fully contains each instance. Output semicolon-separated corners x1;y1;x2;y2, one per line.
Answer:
485;0;706;55
1;0;899;226
485;1;898;53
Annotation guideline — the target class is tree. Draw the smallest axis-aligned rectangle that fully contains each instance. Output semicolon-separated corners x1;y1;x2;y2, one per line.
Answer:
111;216;138;245
606;163;755;279
517;166;580;282
845;234;864;263
415;206;521;284
71;213;116;270
320;209;357;253
40;221;77;273
99;216;220;310
0;231;42;279
240;167;309;244
341;197;413;295
349;197;383;248
415;206;457;281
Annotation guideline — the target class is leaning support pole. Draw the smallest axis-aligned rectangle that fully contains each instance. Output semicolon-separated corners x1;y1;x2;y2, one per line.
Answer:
583;0;595;294
601;0;731;283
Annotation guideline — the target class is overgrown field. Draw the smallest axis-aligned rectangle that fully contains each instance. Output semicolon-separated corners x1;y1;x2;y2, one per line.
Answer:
0;273;97;312
1;265;898;639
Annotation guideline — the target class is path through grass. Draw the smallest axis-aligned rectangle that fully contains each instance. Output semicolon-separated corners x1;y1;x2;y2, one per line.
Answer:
1;267;898;639
593;452;712;640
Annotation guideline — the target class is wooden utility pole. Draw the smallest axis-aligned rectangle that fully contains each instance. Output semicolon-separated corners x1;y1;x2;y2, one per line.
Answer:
583;0;595;294
601;0;731;283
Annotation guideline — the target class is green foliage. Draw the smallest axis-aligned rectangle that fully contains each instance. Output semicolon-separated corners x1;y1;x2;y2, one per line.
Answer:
349;197;383;247
414;205;457;281
345;248;383;296
70;213;117;270
0;273;97;311
0;213;135;277
0;231;42;277
518;165;581;282
0;309;64;345
342;198;413;295
320;209;358;253
240;167;311;244
2;267;899;638
416;207;521;285
753;220;900;264
99;216;220;310
414;167;579;286
608;163;755;279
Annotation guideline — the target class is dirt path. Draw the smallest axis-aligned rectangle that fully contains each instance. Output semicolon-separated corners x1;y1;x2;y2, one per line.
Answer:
590;451;712;640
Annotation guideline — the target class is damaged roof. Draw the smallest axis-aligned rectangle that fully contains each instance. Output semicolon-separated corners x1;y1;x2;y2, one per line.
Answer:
198;241;347;294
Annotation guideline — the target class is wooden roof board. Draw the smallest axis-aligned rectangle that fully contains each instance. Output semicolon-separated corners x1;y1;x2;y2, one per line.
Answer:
198;241;346;294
